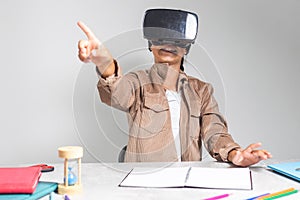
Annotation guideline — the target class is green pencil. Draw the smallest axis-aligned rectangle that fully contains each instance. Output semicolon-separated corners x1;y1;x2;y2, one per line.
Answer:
263;189;298;200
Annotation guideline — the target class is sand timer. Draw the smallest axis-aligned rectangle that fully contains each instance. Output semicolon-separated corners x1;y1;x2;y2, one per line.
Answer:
57;146;83;195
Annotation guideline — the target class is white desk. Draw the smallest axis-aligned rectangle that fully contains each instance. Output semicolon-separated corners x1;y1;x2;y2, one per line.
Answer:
40;160;300;200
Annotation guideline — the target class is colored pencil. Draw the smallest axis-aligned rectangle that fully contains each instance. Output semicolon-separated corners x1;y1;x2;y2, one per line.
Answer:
257;188;295;200
203;193;230;200
263;189;298;200
245;193;270;200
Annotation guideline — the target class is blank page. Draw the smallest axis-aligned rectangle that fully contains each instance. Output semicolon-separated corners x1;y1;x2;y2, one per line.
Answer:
120;167;190;188
185;167;252;190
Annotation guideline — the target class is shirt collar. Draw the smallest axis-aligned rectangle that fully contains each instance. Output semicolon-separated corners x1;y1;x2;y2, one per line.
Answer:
150;63;188;91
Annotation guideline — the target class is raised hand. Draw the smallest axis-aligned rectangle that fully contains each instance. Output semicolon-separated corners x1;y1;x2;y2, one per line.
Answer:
77;21;115;77
229;143;272;167
77;21;100;62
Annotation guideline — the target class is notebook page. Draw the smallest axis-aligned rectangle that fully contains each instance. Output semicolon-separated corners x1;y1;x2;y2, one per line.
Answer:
120;167;190;188
185;167;252;190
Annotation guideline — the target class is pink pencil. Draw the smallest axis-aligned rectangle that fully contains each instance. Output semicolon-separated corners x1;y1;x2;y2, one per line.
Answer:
203;193;230;200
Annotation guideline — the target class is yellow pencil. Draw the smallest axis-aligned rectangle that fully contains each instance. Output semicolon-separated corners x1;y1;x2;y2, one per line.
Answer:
257;188;295;200
264;189;298;200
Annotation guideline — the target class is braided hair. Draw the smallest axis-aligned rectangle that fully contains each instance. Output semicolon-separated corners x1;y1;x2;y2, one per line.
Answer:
180;58;184;71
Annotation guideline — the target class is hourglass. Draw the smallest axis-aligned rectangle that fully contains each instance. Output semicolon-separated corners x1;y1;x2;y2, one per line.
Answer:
57;146;83;195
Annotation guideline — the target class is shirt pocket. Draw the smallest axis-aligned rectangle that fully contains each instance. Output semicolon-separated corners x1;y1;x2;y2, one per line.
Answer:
139;93;169;135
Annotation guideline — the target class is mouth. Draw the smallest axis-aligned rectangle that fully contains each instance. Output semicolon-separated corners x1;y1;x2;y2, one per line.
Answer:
159;47;178;55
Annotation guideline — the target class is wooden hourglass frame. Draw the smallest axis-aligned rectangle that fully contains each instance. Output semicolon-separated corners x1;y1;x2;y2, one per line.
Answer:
57;146;83;195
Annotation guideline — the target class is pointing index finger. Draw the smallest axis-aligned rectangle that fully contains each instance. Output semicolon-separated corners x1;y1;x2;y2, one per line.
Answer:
77;21;97;40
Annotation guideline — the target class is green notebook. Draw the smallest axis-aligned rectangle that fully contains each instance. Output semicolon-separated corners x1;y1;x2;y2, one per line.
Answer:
0;181;58;200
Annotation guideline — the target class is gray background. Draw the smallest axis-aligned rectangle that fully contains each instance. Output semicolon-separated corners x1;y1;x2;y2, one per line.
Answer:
0;0;299;164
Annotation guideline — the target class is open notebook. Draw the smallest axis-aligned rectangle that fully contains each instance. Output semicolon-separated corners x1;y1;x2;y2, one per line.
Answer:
268;161;300;182
119;167;253;190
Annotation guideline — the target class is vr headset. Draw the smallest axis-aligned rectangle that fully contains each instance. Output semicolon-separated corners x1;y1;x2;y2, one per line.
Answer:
143;8;198;54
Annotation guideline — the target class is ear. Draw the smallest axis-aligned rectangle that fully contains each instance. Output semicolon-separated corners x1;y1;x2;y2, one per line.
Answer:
185;45;191;55
183;48;187;55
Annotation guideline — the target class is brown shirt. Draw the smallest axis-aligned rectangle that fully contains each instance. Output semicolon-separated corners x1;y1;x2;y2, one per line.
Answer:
98;63;240;162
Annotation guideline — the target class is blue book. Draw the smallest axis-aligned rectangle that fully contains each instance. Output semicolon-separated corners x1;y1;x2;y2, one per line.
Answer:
0;181;58;200
268;161;300;182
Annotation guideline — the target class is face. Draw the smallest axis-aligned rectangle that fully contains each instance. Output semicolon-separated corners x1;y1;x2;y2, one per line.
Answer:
150;44;186;68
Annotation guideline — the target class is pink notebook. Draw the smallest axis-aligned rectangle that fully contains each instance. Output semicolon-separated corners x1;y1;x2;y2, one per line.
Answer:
0;166;41;194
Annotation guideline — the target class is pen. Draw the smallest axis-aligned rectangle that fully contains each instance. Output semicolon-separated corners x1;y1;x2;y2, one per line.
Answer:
257;188;296;200
245;193;270;200
203;193;230;200
263;189;298;200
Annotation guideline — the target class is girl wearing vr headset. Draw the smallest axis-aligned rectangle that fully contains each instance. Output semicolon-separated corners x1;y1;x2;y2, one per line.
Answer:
77;9;271;167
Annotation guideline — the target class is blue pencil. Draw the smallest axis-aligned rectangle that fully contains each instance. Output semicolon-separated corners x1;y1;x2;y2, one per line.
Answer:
245;193;270;200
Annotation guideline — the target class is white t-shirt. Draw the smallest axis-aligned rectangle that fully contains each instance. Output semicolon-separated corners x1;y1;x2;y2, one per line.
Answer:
165;90;181;161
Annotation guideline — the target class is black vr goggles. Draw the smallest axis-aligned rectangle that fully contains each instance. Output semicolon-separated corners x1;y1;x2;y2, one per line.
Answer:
143;8;198;54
